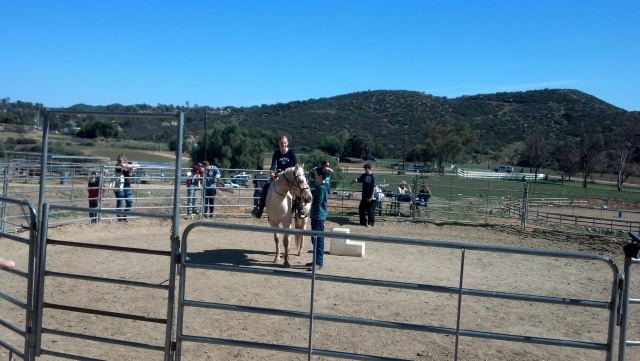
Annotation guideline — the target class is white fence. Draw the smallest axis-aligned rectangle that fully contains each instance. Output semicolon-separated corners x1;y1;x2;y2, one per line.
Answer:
457;168;545;181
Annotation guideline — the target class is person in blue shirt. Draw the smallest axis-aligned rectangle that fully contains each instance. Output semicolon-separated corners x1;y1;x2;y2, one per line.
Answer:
306;166;330;271
310;160;334;188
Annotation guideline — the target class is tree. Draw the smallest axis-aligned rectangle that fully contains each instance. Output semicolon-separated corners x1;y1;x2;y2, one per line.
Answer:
167;138;189;153
521;130;551;181
347;134;374;159
301;150;343;188
551;140;579;182
193;123;267;170
0;140;5;159
405;147;424;163
76;120;119;138
577;122;604;188
372;143;387;159
320;135;344;156
612;113;640;190
422;117;477;172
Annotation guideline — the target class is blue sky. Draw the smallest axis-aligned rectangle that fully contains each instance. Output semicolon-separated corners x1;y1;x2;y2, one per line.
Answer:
1;1;638;111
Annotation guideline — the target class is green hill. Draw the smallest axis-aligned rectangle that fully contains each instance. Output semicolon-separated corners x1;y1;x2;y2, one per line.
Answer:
2;89;636;160
197;89;630;157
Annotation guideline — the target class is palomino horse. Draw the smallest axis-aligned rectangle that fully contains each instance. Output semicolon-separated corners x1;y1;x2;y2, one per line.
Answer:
264;165;313;267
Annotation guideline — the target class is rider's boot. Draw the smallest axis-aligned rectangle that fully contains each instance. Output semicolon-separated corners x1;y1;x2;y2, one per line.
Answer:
252;203;264;218
296;198;308;219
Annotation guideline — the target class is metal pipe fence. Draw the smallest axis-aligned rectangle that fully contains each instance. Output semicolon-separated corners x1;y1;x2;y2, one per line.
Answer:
2;194;639;360
2;163;640;236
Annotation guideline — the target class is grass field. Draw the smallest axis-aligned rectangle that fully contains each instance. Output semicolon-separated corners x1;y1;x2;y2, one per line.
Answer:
3;129;640;204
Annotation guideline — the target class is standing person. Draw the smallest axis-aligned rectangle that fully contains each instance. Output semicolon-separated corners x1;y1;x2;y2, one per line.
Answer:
252;165;269;210
88;172;105;224
306;167;329;271
114;154;136;222
309;160;333;189
203;161;221;218
350;163;377;227
374;185;385;216
252;135;301;218
186;162;204;215
320;160;333;182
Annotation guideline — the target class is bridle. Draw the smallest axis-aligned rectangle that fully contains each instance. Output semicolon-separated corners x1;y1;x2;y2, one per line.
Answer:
273;168;309;198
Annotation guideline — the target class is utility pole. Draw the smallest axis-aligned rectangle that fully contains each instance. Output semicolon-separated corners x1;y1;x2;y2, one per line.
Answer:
402;125;407;171
204;108;208;162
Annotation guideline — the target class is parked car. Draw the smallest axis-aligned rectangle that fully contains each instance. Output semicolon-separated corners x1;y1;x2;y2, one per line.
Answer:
368;155;378;162
222;181;240;189
494;165;514;173
231;172;250;185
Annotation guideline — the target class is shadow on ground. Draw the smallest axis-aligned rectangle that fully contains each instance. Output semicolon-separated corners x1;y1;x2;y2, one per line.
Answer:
187;248;310;269
327;216;359;226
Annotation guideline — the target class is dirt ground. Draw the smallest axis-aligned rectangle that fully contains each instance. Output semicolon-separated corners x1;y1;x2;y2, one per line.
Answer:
1;216;639;361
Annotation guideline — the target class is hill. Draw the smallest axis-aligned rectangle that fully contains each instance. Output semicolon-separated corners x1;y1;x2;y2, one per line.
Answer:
2;89;635;160
197;89;630;157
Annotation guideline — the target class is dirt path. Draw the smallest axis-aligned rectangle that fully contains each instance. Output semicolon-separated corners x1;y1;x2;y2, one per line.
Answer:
1;217;637;360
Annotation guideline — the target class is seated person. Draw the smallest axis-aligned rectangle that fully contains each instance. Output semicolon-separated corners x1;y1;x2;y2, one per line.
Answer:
397;181;413;202
416;183;432;207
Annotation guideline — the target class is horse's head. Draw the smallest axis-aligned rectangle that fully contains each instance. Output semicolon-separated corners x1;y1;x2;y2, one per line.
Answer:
289;165;312;204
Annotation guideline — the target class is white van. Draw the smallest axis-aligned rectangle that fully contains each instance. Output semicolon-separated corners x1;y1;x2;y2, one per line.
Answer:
494;165;514;173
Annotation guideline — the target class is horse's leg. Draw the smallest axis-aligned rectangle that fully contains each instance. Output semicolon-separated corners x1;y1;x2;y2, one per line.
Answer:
282;233;291;268
294;217;306;256
273;233;281;263
282;214;293;267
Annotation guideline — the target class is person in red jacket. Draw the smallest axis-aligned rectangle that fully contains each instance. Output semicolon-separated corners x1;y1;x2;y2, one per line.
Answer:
88;172;105;224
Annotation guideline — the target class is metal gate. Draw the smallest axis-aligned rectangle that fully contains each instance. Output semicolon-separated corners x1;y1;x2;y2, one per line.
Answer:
0;197;38;360
31;203;179;360
175;222;623;361
0;108;186;360
619;233;640;360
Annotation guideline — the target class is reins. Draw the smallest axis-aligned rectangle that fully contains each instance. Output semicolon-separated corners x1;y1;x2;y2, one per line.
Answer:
272;168;309;199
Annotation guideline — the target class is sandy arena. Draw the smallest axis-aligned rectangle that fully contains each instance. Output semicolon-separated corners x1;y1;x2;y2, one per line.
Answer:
1;216;639;361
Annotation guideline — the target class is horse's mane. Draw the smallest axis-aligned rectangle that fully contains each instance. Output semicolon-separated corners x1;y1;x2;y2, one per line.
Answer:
278;164;304;179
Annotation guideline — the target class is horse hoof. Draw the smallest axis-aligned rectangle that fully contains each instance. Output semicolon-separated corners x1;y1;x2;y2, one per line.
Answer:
283;262;291;268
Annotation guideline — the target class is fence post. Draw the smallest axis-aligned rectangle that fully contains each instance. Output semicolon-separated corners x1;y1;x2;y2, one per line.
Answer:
521;180;529;228
411;175;418;222
485;180;491;223
448;177;453;220
1;165;8;232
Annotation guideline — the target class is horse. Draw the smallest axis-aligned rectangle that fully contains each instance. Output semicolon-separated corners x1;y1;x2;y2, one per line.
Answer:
264;165;313;268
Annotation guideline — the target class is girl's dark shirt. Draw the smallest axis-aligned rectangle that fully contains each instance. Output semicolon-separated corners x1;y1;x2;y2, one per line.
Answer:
116;165;132;188
270;149;297;173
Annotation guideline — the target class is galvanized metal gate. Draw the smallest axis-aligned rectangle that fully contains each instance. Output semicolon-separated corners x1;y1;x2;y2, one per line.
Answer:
619;233;640;360
174;222;624;361
0;197;38;361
